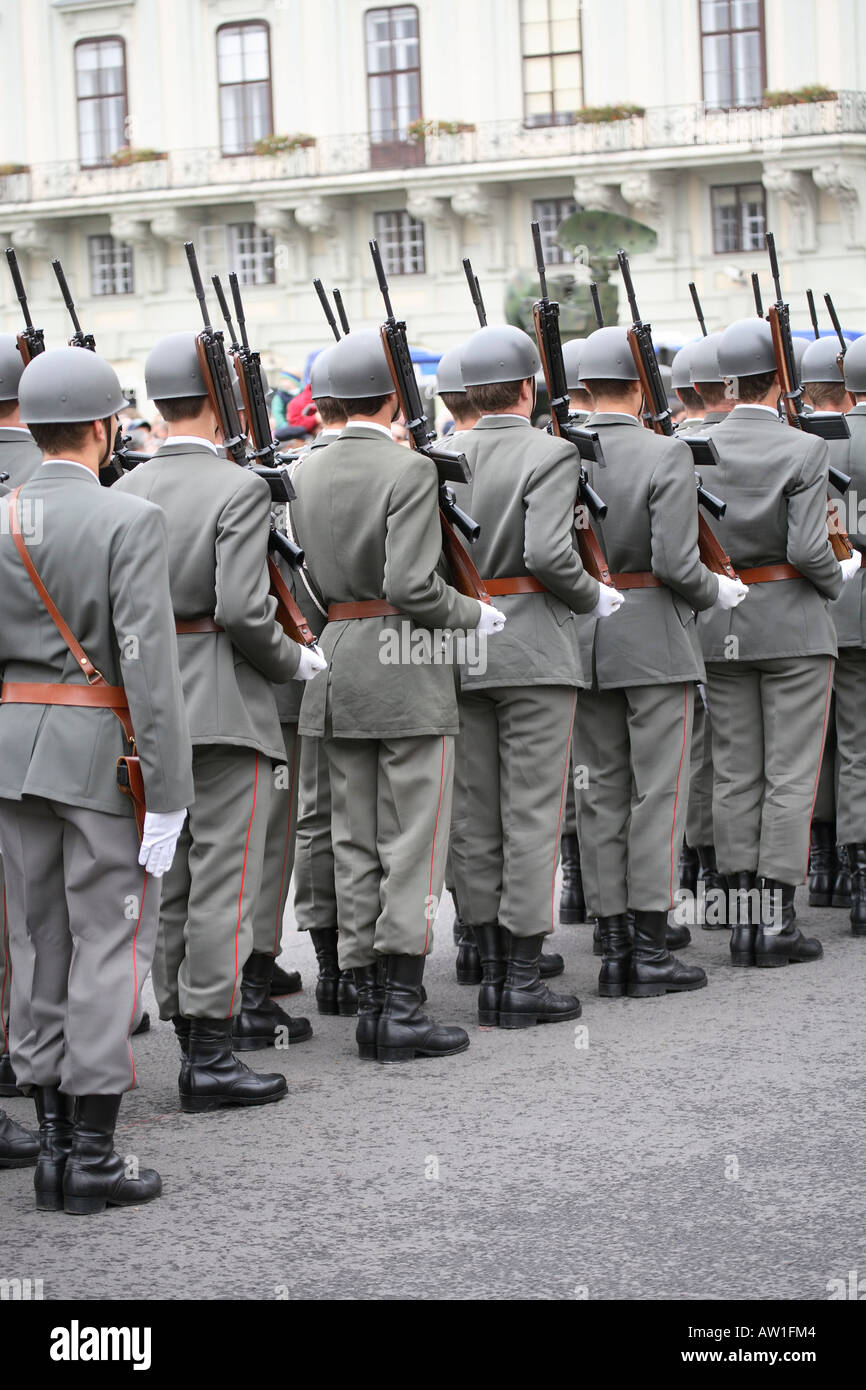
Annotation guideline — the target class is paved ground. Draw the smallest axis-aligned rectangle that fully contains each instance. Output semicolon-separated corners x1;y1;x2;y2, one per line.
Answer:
1;885;863;1301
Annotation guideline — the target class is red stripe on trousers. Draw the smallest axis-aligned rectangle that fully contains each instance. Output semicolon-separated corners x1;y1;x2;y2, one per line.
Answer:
424;739;447;954
228;754;260;1016
552;693;578;930
668;687;690;908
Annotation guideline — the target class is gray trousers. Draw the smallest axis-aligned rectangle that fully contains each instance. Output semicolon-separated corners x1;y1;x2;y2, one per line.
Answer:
252;724;300;957
325;732;454;969
705;655;834;884
575;682;694;916
813;692;836;825
450;685;576;936
0;797;156;1095
155;745;271;1020
1;854;9;1059
686;692;715;847
294;732;337;934
828;647;866;843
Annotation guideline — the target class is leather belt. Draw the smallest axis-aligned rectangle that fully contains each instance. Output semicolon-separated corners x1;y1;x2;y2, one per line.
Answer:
609;571;664;590
175;617;223;634
485;576;546;596
737;564;803;584
1;681;130;709
328;600;403;621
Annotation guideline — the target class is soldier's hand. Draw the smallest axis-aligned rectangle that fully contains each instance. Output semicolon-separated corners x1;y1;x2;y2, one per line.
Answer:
714;574;749;610
293;643;328;681
840;552;862;584
476;603;507;636
591;583;626;620
139;809;188;879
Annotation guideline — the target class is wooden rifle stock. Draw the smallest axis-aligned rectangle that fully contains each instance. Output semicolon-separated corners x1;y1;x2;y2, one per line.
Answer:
267;555;317;648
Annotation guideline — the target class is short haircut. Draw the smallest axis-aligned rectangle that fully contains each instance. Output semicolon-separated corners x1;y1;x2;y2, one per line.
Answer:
695;381;728;407
803;381;848;411
582;378;637;405
314;395;347;427
29;420;93;453
0;398;18;419
856;393;866;403
568;388;593;411
335;392;391;418
677;385;704;410
153;395;208;423
439;390;477;424
732;369;778;404
465;379;523;413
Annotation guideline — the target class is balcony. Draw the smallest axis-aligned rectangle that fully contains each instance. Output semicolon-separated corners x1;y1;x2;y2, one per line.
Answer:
2;93;864;206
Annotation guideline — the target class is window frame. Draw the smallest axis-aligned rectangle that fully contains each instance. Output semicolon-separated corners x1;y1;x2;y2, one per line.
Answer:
74;35;129;170
88;233;135;296
227;221;276;287
698;0;766;111
364;5;422;152
216;19;274;157
710;181;767;255
520;0;584;129
373;209;426;277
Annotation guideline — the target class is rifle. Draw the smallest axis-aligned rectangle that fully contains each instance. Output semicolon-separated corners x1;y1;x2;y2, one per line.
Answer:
751;273;764;320
825;292;856;410
589;282;604;329
530;220;612;586
617;247;738;580
184;241;247;465
313;278;341;340
806;289;820;341
462;258;487;326
5;248;45;364
333;288;351;336
51;260;95;351
688;282;708;337
765;233;853;558
369;237;488;603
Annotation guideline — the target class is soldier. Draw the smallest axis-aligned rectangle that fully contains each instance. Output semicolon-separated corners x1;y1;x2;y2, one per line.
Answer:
291;330;500;1063
0;347;193;1212
699;318;856;966
803;335;866;935
447;324;623;1030
671;343;705;432
114;332;324;1110
573;326;746;999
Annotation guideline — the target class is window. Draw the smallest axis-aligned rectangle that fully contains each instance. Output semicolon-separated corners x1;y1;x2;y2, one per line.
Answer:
521;0;583;127
711;184;766;253
700;1;765;109
75;37;128;168
533;197;578;264
217;21;273;155
199;223;275;286
374;211;425;275
89;235;134;295
365;7;422;167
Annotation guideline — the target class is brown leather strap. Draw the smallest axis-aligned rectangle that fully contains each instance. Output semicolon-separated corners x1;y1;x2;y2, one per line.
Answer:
484;576;546;596
328;599;403;621
608;571;665;590
737;563;803;584
175;617;223;634
1;682;130;709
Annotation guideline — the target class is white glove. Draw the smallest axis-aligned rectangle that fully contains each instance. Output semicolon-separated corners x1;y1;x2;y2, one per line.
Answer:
840;552;862;584
138;809;187;879
714;574;749;610
476;603;507;636
591;583;626;619
293;643;328;681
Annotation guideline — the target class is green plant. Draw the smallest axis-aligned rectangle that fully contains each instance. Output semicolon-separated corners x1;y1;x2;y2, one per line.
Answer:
0;162;29;175
407;118;476;142
109;147;167;166
574;103;645;123
252;133;316;155
763;85;837;107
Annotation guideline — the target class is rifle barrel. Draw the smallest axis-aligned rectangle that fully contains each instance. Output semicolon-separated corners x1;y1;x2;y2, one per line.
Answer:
51;259;84;335
5;247;33;326
751;273;764;319
530;221;548;301
212;276;239;348
313;278;340;340
824;293;847;354
228;273;250;352
765;232;783;302
806;289;820;340
589;282;603;329
333;288;350;336
617;249;640;322
368;239;394;319
688;281;707;336
184;242;212;329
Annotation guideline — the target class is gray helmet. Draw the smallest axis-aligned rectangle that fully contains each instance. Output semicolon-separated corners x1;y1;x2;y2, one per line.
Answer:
460;325;540;388
19;346;127;424
670;343;695;390
801;336;844;384
436;345;466;395
717;318;777;377
145;331;207;401
843;334;866;394
310;345;337;399
689;332;724;385
231;361;272;411
0;333;24;402
328;330;394;398
791;336;808;375
578;326;639;382
561;337;587;391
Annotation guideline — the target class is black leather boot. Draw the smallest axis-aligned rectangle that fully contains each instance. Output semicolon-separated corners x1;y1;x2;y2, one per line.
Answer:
499;934;581;1028
0;1052;22;1097
627;911;707;998
310;927;341;1015
592;919;603;956
679;840;699;896
353;965;384;1060
172;1014;191;1057
848;844;866;936
455;920;482;985
539;945;565;978
33;1086;74;1211
377;955;470;1063
270;963;302;996
559;832;587;924
180;1018;288;1112
0;1108;39;1168
597;914;632;998
833;844;853;908
63;1095;161;1215
755;881;822;966
807;822;836;907
336;971;358;1016
727;871;758;965
666;922;692;950
696;845;727;929
132;1012;150;1036
233;951;312;1049
474;923;507;1025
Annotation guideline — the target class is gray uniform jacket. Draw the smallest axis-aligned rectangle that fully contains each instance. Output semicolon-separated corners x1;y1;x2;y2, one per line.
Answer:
0;462;193;816
575;413;718;689
827;404;866;648
115;442;298;761
699;406;841;661
0;428;41;487
292;423;481;739
455;414;599;692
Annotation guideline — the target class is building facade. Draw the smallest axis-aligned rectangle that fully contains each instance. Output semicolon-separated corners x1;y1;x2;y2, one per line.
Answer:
0;0;864;399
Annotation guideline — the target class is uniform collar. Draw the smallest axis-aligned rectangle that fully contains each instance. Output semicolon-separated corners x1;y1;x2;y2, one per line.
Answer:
848;402;866;416
38;460;100;484
159;435;219;454
473;414;532;430
0;426;33;440
587;411;641;427
730;404;783;420
339;422;394;441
